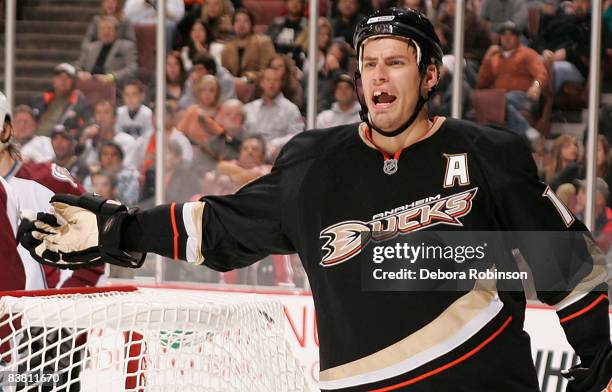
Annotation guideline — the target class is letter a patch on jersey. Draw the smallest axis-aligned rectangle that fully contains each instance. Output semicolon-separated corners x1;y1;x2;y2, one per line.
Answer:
443;153;470;188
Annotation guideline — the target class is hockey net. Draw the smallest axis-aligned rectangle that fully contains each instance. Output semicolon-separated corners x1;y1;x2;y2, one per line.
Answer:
0;286;310;391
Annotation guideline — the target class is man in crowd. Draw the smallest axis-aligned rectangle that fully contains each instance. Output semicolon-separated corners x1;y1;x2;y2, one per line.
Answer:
30;63;93;137
477;21;549;141
13;105;54;163
244;67;303;156
316;73;361;128
76;16;138;87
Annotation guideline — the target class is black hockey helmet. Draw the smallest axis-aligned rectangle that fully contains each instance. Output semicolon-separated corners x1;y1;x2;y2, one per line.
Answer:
352;8;443;138
353;7;443;75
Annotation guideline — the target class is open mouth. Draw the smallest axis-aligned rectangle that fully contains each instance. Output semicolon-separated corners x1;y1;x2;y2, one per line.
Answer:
373;91;397;106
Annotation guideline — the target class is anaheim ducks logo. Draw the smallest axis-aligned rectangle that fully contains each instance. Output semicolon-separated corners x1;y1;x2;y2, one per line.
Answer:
320;188;478;267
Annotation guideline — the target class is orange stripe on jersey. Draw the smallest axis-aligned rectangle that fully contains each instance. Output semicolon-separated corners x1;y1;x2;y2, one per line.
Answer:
370;316;513;392
170;202;179;261
559;294;608;324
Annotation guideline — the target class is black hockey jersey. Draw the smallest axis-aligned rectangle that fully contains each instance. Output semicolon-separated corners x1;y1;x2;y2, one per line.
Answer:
124;117;610;391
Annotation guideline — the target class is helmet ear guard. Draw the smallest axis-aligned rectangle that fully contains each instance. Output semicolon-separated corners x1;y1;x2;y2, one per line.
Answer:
0;92;12;147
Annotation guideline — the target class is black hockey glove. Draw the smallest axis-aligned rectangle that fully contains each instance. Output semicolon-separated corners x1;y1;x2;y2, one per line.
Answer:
18;193;146;270
562;343;612;392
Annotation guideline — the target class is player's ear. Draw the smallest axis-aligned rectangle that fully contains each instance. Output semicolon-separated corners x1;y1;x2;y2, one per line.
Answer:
423;64;440;93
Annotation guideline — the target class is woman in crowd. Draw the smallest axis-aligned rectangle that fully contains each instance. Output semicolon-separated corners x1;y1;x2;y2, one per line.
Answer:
267;54;304;111
176;75;223;144
544;134;579;183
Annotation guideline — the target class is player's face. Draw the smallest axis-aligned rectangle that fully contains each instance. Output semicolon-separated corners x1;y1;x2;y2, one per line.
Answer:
13;112;36;140
123;85;143;111
361;38;426;131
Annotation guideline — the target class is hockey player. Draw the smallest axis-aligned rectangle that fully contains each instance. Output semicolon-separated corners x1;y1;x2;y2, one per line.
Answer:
0;92;104;289
19;8;611;391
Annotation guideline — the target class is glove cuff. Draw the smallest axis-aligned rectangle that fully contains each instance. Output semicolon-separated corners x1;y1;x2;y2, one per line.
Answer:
78;193;147;268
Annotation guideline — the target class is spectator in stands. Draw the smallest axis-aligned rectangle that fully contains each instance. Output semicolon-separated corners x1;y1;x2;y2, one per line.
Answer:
78;100;135;167
164;140;202;203
573;178;612;252
84;141;140;205
123;0;185;49
177;75;224;144
316;73;361;128
268;54;304;111
299;24;353;113
552;135;612;207
116;79;153;138
477;22;549;141
544;134;578;183
206;99;247;162
202;134;271;195
178;53;236;110
13;105;54;163
31;63;93;137
51;125;90;183
436;0;491;74
331;0;366;47
533;0;610;93
244;67;304;156
180;19;224;71
221;8;276;83
75;16;139;87
178;0;233;44
165;51;188;101
90;170;118;200
478;0;528;42
266;0;308;68
330;0;373;18
129;104;193;199
82;0;135;47
395;0;428;14
296;16;333;72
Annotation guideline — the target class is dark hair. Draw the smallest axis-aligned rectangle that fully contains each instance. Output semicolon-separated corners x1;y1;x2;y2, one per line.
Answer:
95;99;116;116
166;50;187;86
188;19;213;59
192;53;217;75
123;78;145;93
242;134;267;158
99;140;125;160
232;8;255;29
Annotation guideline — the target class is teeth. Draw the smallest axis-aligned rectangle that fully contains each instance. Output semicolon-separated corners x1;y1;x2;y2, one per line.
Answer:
374;91;383;97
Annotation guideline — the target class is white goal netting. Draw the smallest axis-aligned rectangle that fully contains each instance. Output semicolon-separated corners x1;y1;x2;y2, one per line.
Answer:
0;286;310;391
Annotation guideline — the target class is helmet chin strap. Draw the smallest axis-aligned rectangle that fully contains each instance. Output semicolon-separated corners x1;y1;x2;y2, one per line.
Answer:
356;73;433;138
